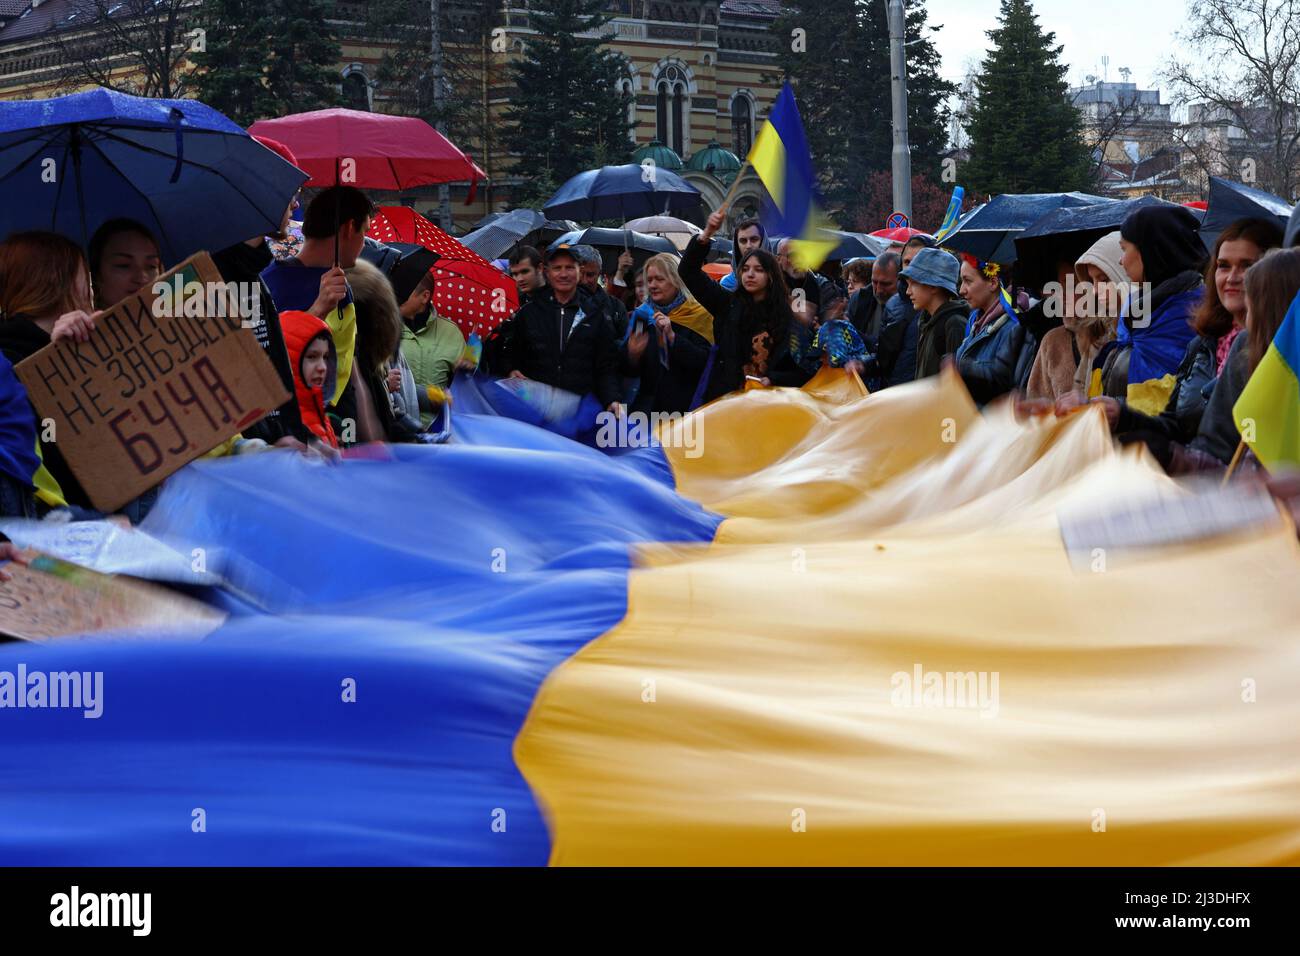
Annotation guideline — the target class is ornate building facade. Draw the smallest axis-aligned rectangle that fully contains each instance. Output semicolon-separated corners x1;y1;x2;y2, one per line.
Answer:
0;0;783;229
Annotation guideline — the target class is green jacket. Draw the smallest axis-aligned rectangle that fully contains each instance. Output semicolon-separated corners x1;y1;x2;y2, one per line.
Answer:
400;313;465;425
914;297;970;380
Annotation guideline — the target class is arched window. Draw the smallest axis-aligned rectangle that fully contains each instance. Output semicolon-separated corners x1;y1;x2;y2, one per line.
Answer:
342;70;370;112
655;65;688;155
731;93;754;158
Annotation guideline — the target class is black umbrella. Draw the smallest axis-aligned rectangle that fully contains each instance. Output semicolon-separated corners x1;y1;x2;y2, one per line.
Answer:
1013;195;1183;290
943;192;1112;264
1199;176;1295;251
549;227;678;273
459;209;579;260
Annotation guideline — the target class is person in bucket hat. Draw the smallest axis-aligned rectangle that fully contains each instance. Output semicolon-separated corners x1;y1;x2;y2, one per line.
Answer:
900;247;968;380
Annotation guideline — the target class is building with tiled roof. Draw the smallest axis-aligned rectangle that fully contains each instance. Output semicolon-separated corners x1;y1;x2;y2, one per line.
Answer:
0;1;782;227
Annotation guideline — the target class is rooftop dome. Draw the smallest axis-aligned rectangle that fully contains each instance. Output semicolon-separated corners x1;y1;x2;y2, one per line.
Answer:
685;141;743;184
631;140;684;171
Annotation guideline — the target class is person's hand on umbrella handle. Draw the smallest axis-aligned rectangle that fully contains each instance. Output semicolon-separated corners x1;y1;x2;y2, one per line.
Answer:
51;309;99;344
654;312;674;346
617;250;635;275
309;266;348;320
701;207;727;242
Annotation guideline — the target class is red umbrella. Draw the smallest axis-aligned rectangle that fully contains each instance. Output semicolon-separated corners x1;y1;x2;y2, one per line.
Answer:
368;206;517;338
870;226;932;242
248;108;486;193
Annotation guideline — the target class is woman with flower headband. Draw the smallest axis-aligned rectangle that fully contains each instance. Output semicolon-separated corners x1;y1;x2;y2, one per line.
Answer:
954;255;1028;404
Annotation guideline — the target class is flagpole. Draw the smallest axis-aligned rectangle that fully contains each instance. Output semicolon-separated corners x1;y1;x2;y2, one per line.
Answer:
719;161;751;213
1222;440;1247;487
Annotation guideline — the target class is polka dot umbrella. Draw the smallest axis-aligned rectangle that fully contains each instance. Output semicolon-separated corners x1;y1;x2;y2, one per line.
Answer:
367;205;518;338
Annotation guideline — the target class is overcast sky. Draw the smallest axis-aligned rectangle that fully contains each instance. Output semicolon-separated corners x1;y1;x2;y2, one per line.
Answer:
923;0;1192;94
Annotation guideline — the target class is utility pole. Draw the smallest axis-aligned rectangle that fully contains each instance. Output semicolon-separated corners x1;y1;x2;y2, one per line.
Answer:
887;0;912;221
432;0;451;229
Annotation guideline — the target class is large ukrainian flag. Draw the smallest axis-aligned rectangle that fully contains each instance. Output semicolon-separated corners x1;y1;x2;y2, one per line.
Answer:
748;82;838;272
1234;289;1300;470
2;370;1299;866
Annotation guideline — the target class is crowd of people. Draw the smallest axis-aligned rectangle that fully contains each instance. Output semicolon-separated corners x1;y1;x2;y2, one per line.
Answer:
3;141;1300;535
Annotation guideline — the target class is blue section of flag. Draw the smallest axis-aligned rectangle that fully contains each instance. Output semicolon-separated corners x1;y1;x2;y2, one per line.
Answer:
0;411;721;864
755;83;826;243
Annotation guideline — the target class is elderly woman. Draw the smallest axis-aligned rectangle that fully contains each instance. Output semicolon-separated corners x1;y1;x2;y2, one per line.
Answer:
625;252;717;413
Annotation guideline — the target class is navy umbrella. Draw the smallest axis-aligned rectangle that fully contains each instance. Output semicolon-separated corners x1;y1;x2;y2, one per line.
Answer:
549;227;677;273
942;192;1113;264
459;208;579;261
543;164;701;222
1013;195;1183;290
1199;176;1295;251
0;88;308;265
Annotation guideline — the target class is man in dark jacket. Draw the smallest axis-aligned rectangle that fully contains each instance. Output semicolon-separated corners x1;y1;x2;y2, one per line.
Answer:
776;238;844;323
497;244;622;413
877;240;934;387
901;247;968;379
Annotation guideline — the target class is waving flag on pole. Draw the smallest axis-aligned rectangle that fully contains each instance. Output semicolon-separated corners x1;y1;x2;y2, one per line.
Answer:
747;82;837;272
1233;289;1300;470
933;186;966;243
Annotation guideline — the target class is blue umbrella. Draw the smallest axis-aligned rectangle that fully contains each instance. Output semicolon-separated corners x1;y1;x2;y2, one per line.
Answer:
1013;195;1183;289
543;164;701;221
0;88;307;265
942;192;1112;264
1199;176;1295;251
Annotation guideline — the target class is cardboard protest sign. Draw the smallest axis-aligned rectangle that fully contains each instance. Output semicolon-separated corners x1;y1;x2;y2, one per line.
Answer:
0;552;225;643
15;252;289;513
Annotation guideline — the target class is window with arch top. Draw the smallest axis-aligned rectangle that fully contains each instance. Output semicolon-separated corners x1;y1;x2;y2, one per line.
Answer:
732;93;754;158
656;65;688;155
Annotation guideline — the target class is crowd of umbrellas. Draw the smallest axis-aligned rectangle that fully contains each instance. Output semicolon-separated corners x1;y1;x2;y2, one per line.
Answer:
2;86;1296;346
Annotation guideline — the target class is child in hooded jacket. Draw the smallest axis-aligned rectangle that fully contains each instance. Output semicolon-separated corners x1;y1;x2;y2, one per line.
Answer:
280;310;339;449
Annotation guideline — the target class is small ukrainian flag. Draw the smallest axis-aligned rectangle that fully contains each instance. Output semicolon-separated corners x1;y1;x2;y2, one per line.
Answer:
747;82;837;272
1234;289;1300;470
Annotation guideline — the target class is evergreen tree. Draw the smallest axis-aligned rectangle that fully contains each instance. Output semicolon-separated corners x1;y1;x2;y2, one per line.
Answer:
502;0;634;208
187;0;341;124
963;0;1093;195
265;0;344;115
186;0;277;125
770;0;954;228
769;0;869;220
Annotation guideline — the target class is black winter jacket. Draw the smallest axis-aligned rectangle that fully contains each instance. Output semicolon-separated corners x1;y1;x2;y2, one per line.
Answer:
495;286;620;407
679;236;814;402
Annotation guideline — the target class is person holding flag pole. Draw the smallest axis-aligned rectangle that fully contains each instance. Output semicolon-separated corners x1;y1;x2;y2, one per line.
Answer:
678;82;863;398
